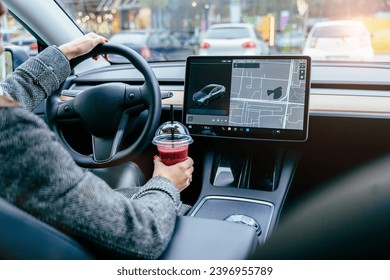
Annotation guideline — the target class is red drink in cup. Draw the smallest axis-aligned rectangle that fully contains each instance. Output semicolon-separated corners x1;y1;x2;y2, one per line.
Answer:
153;121;193;166
157;143;189;166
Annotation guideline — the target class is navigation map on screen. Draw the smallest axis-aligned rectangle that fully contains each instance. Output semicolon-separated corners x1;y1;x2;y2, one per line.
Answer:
230;59;306;130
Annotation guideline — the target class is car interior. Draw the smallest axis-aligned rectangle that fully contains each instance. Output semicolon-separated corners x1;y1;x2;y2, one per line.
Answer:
1;0;390;260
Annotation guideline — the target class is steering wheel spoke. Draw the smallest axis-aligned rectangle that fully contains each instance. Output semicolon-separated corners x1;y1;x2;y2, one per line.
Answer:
92;135;118;162
91;113;129;162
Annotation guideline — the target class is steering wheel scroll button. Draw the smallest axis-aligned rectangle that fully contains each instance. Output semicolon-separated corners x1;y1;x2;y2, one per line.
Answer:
57;103;75;118
125;86;143;107
63;105;71;112
128;92;135;100
224;214;262;236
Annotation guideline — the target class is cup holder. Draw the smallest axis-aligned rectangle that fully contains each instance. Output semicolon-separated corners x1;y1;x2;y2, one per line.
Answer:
224;214;262;236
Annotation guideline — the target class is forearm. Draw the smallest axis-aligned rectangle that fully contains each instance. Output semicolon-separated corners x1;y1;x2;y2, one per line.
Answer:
0;46;71;111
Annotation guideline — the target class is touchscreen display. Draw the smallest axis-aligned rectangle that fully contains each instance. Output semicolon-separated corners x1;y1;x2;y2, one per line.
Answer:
183;56;311;141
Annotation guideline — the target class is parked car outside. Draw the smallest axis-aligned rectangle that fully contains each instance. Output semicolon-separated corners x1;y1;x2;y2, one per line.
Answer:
199;23;269;56
303;20;374;61
109;30;194;62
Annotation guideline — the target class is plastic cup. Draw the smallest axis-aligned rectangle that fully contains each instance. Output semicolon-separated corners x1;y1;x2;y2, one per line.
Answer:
153;134;192;166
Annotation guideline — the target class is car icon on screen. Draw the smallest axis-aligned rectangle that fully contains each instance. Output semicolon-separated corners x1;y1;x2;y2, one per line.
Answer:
192;84;226;106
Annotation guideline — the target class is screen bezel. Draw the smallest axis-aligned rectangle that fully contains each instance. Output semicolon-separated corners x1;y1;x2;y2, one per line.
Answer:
182;55;311;142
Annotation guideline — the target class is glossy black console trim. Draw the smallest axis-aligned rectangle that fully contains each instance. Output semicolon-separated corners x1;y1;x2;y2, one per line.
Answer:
190;195;275;240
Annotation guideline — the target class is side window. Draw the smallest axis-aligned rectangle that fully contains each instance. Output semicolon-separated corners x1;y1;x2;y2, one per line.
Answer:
3;12;37;57
1;11;37;82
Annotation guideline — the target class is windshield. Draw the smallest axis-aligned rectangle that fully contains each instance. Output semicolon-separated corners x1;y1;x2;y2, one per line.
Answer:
109;33;147;44
205;27;250;39
312;25;369;38
55;0;390;63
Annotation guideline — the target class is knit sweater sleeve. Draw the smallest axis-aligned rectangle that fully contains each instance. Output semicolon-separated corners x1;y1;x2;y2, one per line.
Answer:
0;108;181;259
0;45;182;259
0;46;71;111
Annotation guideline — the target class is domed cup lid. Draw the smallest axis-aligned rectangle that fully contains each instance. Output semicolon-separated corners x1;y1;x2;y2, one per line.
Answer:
152;121;193;146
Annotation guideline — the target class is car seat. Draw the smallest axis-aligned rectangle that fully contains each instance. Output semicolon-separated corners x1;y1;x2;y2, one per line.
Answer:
0;196;94;259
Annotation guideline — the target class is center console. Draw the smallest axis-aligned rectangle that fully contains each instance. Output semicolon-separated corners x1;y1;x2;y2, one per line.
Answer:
188;147;300;244
161;145;300;259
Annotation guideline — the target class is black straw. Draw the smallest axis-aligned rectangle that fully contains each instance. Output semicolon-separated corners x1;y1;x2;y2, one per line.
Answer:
170;105;174;147
170;104;174;125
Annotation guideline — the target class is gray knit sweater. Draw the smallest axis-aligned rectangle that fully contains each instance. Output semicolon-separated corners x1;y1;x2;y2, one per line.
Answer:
0;46;183;259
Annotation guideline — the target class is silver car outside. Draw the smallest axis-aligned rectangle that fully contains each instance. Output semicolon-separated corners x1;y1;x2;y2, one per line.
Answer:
199;23;269;56
303;20;374;61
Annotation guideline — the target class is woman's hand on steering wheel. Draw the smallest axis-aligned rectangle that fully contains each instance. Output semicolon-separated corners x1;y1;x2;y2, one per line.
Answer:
59;32;108;60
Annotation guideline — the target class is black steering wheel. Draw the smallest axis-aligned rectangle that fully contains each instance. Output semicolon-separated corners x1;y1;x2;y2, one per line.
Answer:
46;43;161;168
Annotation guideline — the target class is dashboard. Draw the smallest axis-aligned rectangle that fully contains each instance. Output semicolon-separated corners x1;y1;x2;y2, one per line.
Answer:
64;60;390;119
52;60;390;199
